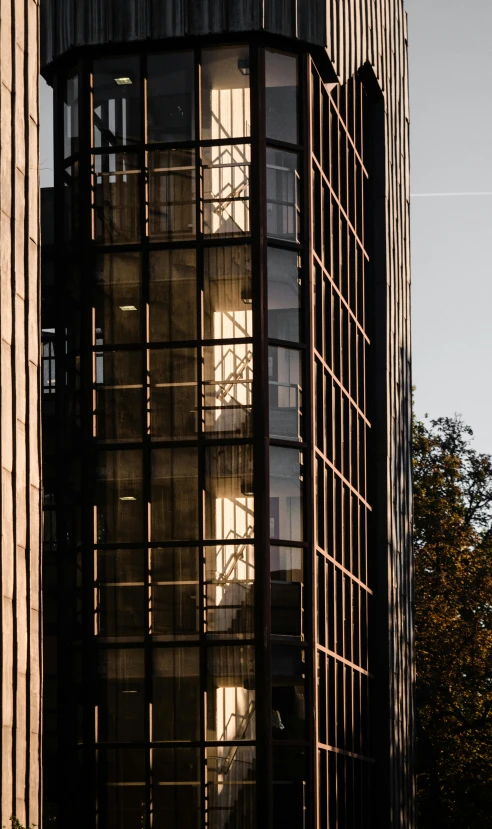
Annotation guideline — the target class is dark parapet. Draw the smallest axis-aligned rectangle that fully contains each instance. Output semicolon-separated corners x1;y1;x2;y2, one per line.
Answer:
41;0;326;68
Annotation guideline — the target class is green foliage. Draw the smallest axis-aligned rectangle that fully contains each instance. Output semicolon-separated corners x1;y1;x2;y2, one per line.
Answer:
414;415;492;827
7;817;36;829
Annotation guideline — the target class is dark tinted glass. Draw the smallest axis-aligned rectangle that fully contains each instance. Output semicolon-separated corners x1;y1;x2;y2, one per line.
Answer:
93;56;140;147
148;52;194;143
265;51;298;145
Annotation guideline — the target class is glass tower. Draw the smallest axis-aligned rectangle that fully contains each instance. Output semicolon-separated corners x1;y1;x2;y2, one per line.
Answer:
41;17;412;828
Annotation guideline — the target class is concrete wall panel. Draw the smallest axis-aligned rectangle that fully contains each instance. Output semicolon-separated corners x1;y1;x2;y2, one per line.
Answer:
0;0;41;825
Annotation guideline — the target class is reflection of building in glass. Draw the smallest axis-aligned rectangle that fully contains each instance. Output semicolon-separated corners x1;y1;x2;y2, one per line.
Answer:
41;2;413;828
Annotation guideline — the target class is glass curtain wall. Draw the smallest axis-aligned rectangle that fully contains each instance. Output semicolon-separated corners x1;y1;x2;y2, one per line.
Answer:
311;65;373;826
48;42;374;829
264;49;309;829
49;44;308;829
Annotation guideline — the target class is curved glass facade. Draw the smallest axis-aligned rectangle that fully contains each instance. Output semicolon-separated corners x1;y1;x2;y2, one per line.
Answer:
43;40;376;829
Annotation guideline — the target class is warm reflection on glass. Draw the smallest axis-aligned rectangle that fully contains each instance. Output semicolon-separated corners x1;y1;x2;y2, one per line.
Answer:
94;153;140;244
96;450;143;544
203;344;253;437
206;746;256;829
205;544;255;638
153;748;200;829
203;145;250;237
201;47;251;141
205;445;254;541
149;250;196;343
152;648;200;741
151;547;199;640
147;52;194;143
95;350;143;441
270;546;304;638
265;50;298;145
203;246;252;340
151;449;199;541
98;649;145;742
93;56;140;148
267;247;301;342
206;646;255;741
266;148;299;242
97;549;146;639
95;253;142;345
270;447;303;541
268;346;302;440
150;349;197;440
149;150;196;240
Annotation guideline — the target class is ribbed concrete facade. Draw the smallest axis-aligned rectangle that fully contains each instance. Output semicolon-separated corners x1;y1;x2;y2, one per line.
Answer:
40;1;413;826
0;0;41;825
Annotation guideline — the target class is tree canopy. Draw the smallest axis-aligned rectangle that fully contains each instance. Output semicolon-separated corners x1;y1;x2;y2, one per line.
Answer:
414;415;492;827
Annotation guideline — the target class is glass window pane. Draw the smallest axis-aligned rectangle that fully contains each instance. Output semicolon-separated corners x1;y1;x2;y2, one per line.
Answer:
201;47;250;141
150;348;197;440
63;163;80;244
151;449;199;542
265;51;298;145
95;350;144;441
270;447;303;542
268;346;302;440
98;649;145;742
206;746;256;829
97;585;146;639
206;646;255;741
151;547;199;640
203;145;250;237
272;647;306;739
98;749;146;829
203;343;253;437
64;68;79;158
205;544;255;639
266;149;299;242
149;149;196;240
96;451;144;545
149;249;196;343
95;253;142;346
153;748;200;829
94;153;140;245
204;246;252;340
98;549;145;583
270;546;304;638
267;248;301;343
273;747;307;828
205;445;254;541
93;56;140;148
148;52;195;143
152;648;200;741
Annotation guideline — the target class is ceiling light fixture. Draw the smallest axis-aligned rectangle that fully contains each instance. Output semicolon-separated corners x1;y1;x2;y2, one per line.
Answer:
114;77;133;86
119;305;138;311
119;496;137;502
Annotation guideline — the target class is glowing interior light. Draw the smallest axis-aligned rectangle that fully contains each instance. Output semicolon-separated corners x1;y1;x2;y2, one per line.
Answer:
119;305;138;311
119;496;137;502
114;77;132;85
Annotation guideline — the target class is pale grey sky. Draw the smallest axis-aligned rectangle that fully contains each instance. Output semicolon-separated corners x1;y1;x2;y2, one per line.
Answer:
407;0;492;454
39;1;492;453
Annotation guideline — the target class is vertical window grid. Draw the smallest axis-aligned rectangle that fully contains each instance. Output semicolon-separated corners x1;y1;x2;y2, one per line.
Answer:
312;64;373;826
